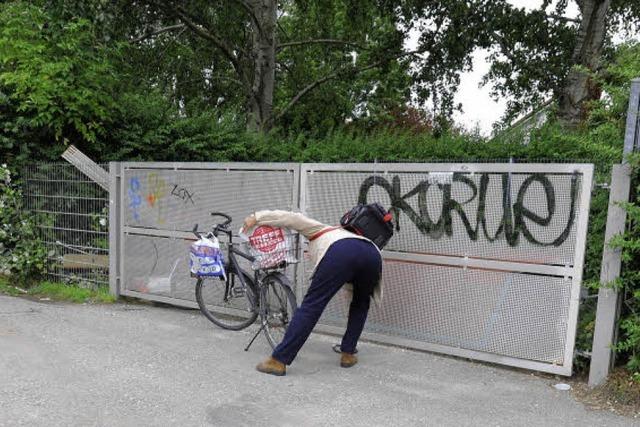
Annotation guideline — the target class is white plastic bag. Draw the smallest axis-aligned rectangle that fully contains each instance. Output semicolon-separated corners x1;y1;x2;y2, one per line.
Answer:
189;236;226;278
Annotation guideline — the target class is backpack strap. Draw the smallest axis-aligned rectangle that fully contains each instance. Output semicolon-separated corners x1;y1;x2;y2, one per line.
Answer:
309;226;342;241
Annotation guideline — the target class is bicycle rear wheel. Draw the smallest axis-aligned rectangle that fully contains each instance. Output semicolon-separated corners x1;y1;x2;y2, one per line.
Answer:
195;265;258;330
261;273;298;349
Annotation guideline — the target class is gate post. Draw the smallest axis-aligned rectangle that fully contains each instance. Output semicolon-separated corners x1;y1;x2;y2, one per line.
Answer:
589;78;640;387
108;162;122;297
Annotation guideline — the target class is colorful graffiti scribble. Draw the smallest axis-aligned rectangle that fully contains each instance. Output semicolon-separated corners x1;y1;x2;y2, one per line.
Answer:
146;173;168;224
128;176;142;221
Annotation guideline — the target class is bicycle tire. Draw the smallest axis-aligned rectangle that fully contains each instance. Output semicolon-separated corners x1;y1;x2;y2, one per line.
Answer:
261;272;298;349
195;264;258;331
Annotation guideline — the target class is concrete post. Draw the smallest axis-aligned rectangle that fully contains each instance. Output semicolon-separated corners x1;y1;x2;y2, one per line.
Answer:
588;164;633;386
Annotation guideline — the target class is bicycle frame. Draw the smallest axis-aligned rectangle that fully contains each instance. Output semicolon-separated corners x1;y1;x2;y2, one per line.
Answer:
225;243;257;303
195;211;294;316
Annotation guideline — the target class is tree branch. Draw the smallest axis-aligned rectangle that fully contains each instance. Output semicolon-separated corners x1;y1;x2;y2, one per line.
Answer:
277;20;291;40
131;24;185;43
165;3;243;75
276;39;366;51
272;49;422;124
228;0;263;34
491;31;519;64
545;13;581;24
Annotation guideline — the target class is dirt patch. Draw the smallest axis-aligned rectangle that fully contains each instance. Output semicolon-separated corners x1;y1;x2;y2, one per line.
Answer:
571;369;640;419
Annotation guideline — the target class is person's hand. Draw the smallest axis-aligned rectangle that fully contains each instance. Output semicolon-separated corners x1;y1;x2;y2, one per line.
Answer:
242;214;257;232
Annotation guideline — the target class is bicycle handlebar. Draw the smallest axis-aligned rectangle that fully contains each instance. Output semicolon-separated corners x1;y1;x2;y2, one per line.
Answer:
192;212;233;240
210;212;232;227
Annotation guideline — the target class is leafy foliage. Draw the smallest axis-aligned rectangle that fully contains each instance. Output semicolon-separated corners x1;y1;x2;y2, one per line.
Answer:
578;42;640;376
610;153;640;373
0;164;48;286
0;2;119;151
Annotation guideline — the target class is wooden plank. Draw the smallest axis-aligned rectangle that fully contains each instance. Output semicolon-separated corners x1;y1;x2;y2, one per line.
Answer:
62;254;109;270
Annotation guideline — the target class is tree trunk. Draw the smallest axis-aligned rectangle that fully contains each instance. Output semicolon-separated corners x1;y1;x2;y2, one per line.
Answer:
558;0;611;126
246;0;277;132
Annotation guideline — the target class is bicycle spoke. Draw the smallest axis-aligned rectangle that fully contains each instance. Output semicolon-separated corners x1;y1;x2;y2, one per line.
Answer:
195;268;258;330
261;274;297;349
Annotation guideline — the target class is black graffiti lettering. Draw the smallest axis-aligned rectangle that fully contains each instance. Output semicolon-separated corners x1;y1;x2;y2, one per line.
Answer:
171;184;196;205
514;173;578;247
443;174;478;240
359;176;435;236
358;172;578;247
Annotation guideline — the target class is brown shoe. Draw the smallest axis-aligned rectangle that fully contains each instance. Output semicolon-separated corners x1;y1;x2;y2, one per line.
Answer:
340;352;358;368
256;357;286;376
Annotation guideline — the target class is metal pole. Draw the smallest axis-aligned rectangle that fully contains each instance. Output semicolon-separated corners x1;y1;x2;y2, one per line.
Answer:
108;162;122;297
589;78;640;387
624;79;640;154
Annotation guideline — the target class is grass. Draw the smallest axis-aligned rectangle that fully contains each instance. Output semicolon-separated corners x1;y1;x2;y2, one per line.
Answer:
0;275;23;296
0;275;116;304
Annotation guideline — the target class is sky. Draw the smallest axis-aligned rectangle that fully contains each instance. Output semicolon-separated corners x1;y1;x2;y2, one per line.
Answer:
405;1;580;135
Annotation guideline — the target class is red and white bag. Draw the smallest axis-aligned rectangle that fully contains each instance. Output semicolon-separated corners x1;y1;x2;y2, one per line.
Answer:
240;225;296;269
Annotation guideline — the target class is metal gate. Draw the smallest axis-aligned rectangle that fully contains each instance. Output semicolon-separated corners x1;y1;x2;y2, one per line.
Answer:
299;163;592;376
110;161;593;375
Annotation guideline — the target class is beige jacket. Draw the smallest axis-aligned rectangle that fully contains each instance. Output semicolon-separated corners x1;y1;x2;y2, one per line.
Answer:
254;210;383;304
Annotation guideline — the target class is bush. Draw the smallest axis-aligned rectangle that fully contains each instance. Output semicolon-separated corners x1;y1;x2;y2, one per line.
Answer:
0;164;48;285
611;154;640;374
0;2;120;165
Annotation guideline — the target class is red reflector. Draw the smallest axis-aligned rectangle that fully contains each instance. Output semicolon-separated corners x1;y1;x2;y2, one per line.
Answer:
383;213;392;222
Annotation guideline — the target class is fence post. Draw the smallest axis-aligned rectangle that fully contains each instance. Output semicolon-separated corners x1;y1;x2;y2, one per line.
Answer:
589;78;640;387
108;162;122;297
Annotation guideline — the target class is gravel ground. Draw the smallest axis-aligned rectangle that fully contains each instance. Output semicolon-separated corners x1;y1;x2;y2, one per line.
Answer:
0;295;637;427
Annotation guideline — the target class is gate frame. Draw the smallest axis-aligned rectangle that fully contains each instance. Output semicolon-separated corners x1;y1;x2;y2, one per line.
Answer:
299;162;594;376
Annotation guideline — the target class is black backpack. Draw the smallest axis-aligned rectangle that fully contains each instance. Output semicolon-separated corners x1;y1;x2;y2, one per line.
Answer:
340;203;394;249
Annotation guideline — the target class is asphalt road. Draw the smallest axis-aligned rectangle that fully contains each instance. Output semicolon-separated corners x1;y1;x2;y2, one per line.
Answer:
0;295;636;426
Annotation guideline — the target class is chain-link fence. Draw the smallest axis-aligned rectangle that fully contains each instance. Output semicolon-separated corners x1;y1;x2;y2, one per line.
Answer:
22;163;109;288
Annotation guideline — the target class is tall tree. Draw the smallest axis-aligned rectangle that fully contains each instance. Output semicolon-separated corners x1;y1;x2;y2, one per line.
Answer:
404;0;638;128
123;0;640;131
25;0;640;135
558;0;611;125
144;0;411;132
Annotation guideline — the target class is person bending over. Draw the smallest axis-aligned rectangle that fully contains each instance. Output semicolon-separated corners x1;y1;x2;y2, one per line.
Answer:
243;210;383;376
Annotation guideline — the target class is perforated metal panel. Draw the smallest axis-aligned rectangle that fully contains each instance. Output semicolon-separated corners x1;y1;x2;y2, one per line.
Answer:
115;162;300;303
123;165;297;231
123;233;194;300
300;163;593;375
316;261;571;364
303;170;580;266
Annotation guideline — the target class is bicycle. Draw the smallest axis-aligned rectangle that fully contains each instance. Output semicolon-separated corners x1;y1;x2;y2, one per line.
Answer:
192;212;298;351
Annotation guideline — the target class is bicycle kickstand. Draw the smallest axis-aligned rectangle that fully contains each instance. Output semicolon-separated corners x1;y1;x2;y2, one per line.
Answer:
244;320;268;352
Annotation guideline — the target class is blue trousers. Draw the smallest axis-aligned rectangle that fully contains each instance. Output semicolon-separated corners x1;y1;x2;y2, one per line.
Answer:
272;238;381;365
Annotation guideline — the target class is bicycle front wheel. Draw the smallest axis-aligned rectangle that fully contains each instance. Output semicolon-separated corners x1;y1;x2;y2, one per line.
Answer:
261;273;298;349
195;265;258;331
